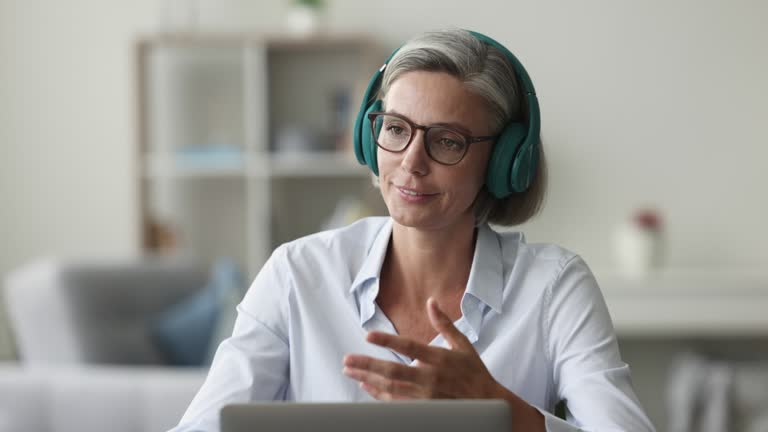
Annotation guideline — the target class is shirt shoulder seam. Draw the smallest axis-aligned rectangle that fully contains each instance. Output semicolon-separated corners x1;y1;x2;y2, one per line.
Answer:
542;253;581;407
236;304;290;347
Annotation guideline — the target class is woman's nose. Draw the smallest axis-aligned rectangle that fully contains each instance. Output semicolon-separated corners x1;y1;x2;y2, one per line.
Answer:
400;130;430;176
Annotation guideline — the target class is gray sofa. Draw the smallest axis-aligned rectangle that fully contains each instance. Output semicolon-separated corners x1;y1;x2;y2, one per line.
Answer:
0;258;212;432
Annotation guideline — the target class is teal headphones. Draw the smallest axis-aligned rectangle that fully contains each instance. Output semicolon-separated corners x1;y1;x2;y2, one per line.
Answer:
352;30;541;198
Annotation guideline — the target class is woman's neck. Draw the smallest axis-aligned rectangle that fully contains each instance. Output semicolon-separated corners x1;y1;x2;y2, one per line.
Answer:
383;217;478;307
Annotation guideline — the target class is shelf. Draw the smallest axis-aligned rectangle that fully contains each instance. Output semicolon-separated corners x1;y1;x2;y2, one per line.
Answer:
142;151;369;179
263;151;369;178
594;269;768;337
142;153;246;178
137;33;382;284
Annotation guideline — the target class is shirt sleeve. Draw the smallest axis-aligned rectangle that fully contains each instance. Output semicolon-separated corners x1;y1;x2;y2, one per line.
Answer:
169;246;292;432
542;255;656;432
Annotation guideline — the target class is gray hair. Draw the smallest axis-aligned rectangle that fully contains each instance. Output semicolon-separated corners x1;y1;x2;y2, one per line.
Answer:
379;28;522;134
373;28;547;227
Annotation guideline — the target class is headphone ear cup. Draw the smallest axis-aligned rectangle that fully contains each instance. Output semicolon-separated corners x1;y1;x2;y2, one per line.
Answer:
510;134;539;194
353;103;368;166
486;122;527;198
361;100;382;176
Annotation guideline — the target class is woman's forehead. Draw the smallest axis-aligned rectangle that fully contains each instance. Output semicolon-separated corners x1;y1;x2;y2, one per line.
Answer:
383;71;492;133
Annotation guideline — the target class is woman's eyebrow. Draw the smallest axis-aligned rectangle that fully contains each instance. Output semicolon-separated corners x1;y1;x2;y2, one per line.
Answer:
384;109;474;135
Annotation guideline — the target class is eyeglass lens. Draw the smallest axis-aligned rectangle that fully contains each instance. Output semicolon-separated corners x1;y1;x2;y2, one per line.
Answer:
373;114;467;165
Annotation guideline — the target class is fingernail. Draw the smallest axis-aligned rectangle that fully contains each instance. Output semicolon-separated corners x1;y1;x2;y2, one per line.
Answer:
431;299;442;314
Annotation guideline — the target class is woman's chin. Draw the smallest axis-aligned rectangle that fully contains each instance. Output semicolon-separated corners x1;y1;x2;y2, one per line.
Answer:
385;199;476;232
389;211;425;228
383;191;471;230
386;206;436;229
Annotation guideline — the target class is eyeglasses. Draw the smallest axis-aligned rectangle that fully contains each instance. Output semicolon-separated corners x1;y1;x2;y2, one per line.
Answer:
367;112;497;166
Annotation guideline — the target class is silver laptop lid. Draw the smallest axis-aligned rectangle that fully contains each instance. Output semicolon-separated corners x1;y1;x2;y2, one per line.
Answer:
221;400;512;432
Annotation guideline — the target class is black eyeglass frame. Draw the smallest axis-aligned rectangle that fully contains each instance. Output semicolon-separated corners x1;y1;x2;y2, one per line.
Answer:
367;111;498;166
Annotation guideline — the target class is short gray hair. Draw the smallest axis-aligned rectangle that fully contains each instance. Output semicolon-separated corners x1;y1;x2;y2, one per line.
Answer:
375;28;547;227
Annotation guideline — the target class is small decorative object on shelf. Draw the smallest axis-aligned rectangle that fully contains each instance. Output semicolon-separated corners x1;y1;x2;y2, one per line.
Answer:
175;145;245;169
144;219;179;254
613;208;664;278
285;0;325;36
331;86;352;153
274;126;316;153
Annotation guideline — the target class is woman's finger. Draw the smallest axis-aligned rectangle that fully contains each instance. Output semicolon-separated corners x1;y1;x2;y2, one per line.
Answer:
359;382;413;401
365;332;444;364
426;297;473;351
343;354;426;383
343;366;424;398
359;382;391;400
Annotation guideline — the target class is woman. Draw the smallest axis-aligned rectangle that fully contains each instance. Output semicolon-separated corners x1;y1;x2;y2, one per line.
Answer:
172;29;655;432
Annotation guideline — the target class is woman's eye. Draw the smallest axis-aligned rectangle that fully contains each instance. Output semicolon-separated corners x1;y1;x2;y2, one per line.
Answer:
386;125;405;135
439;138;461;149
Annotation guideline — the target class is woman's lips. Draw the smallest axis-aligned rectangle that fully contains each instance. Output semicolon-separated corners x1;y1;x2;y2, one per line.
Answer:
395;186;439;203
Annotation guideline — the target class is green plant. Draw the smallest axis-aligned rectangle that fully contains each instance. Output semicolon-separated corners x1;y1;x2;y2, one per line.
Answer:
294;0;324;9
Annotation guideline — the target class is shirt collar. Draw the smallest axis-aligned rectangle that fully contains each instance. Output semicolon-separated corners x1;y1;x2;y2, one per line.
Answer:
349;218;393;294
464;223;504;314
348;218;506;327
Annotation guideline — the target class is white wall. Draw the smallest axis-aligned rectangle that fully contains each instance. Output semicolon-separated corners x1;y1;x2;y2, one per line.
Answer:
0;0;158;358
0;1;147;272
320;0;768;269
1;0;767;352
3;0;767;279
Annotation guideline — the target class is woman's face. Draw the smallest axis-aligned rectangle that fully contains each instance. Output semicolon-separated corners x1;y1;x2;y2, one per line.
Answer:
378;70;495;232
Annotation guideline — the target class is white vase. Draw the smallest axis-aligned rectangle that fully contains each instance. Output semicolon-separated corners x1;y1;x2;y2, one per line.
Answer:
286;5;321;36
613;222;663;278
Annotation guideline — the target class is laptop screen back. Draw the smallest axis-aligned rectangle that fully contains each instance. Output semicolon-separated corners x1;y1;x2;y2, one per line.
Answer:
221;400;512;432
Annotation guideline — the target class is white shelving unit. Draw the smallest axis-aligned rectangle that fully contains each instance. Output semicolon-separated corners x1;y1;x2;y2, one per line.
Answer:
595;269;768;337
136;33;387;278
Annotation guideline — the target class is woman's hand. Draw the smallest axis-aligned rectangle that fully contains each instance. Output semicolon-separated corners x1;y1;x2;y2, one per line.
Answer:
343;297;545;431
342;297;505;400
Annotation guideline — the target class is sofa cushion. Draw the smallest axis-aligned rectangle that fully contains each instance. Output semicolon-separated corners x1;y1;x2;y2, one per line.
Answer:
151;258;245;367
151;284;218;366
205;259;247;364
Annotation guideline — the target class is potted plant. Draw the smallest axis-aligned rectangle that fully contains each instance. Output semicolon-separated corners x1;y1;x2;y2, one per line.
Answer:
286;0;325;35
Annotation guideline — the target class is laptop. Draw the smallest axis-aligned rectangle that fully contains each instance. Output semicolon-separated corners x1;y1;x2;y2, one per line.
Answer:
221;400;512;432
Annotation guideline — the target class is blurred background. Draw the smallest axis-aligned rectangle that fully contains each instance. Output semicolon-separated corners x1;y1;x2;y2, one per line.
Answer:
1;0;767;431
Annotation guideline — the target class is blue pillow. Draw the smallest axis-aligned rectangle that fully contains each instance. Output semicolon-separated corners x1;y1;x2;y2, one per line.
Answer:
205;258;246;364
151;258;244;367
151;282;219;366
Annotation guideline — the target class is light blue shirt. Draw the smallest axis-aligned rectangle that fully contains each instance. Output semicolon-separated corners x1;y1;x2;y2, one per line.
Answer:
172;217;655;432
